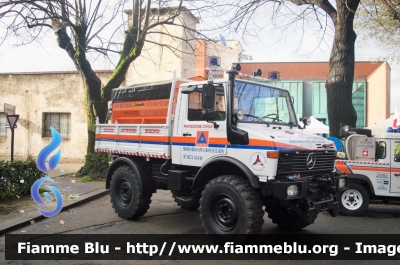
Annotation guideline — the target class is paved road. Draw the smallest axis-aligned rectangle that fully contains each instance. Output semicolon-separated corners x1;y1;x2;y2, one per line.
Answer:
1;190;400;264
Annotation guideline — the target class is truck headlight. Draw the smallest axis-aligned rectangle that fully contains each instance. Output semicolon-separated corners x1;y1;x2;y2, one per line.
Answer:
235;109;244;121
287;184;299;198
338;177;347;189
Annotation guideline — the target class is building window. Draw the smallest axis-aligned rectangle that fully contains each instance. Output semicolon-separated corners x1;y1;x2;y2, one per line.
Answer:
43;113;71;138
0;113;6;136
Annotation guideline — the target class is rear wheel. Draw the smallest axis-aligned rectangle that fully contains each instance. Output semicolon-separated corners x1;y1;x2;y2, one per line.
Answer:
110;165;152;219
200;175;264;234
338;183;369;216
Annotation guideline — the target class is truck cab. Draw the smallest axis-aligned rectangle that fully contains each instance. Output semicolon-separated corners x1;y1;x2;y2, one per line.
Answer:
95;67;348;235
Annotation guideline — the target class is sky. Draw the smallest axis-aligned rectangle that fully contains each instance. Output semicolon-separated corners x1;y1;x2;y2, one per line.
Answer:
0;2;398;113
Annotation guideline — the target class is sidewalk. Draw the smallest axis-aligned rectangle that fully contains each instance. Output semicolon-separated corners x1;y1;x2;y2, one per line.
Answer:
0;163;109;235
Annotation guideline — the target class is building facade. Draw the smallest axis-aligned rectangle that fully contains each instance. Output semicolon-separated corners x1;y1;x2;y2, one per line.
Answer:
123;8;200;84
0;71;112;162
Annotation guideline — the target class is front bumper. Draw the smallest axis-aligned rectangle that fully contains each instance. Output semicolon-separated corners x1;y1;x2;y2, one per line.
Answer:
285;195;341;224
271;175;348;201
264;175;348;219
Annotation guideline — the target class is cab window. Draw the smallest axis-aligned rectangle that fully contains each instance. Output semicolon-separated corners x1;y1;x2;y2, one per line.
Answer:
394;142;400;162
187;87;225;121
376;141;386;159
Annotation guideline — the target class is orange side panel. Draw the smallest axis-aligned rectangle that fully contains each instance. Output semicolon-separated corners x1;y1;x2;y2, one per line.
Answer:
112;99;169;124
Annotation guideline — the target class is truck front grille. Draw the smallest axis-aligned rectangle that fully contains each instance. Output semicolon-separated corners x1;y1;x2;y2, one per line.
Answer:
277;150;335;176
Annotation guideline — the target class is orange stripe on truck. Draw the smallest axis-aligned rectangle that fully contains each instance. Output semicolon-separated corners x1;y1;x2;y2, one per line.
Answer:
335;161;351;174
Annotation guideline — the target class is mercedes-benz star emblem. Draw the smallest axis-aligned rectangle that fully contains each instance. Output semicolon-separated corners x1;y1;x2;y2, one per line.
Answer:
306;152;316;169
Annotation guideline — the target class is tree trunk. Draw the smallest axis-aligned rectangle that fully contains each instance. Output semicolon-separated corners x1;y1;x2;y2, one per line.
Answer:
326;0;360;137
97;31;144;121
55;26;102;154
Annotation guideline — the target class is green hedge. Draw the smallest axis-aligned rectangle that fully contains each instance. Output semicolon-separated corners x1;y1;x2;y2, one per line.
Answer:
80;153;109;180
0;160;43;199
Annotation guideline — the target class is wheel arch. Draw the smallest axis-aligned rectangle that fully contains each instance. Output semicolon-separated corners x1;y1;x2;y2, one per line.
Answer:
191;157;260;190
347;174;375;195
106;156;155;194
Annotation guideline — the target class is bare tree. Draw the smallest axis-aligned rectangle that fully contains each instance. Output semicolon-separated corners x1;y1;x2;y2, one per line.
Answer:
201;0;361;136
356;0;400;62
0;0;203;154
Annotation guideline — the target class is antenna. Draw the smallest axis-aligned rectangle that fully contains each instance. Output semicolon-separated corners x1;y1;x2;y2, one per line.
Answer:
220;34;226;46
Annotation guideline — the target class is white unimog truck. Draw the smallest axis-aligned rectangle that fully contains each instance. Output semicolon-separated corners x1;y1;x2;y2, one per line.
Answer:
95;66;348;235
335;126;400;216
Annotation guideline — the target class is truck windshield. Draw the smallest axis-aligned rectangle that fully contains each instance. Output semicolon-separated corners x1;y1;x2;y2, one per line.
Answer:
234;81;297;126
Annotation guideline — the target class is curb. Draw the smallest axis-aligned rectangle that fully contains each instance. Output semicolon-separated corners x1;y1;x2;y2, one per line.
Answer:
0;189;109;235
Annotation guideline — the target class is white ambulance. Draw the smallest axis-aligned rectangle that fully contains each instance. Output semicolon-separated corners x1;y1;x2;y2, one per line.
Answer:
336;126;400;215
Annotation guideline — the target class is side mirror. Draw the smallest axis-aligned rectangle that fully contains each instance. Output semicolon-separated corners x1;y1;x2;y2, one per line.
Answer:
202;84;215;109
202;109;217;121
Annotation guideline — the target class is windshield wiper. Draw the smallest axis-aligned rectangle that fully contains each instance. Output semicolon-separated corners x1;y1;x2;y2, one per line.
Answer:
255;117;270;127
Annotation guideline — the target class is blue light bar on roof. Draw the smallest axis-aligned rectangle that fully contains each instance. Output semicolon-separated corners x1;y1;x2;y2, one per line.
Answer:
387;126;400;133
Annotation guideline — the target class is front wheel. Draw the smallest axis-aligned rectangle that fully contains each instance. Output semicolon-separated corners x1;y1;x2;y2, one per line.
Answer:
200;175;264;234
338;183;369;216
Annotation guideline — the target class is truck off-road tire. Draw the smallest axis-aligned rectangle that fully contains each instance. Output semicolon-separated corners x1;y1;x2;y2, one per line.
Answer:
266;204;317;230
171;191;200;210
200;175;264;234
338;183;369;216
110;165;152;219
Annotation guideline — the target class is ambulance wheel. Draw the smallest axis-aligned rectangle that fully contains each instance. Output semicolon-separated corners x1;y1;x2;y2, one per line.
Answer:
338;183;369;216
200;175;264;234
110;165;152;219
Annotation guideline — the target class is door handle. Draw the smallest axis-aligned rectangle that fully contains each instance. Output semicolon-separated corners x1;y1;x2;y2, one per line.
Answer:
183;133;192;136
395;174;400;176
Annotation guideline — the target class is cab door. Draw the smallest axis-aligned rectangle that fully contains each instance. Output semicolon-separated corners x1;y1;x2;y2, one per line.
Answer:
180;84;227;167
390;140;400;193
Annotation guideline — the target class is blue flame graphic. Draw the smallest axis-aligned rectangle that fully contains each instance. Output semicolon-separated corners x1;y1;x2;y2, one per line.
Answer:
36;127;62;174
32;127;63;217
31;177;63;217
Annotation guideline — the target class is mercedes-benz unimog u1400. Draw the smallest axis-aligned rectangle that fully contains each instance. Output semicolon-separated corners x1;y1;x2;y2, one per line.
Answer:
95;65;348;235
